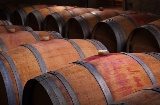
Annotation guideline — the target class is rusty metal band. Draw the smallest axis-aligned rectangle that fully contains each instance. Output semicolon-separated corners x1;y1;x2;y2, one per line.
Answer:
22;44;47;73
144;86;160;93
91;39;108;50
17;8;27;25
46;7;54;13
74;60;114;104
90;12;102;22
52;13;66;35
148;24;160;30
65;9;75;17
77;16;92;38
122;52;157;84
41;74;67;105
48;31;63;39
66;39;85;58
20;26;33;31
146;53;160;61
0;57;16;105
32;10;44;30
34;76;61;105
2;20;12;25
30;5;36;10
106;18;126;52
49;71;80;105
0;52;23;105
0;38;7;50
86;39;101;50
120;14;138;28
142;25;160;47
29;31;40;41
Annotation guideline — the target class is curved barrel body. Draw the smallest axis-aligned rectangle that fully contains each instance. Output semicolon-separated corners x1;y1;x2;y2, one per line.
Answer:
23;53;160;105
92;12;160;52
0;39;107;105
44;8;97;36
127;19;160;53
65;10;124;39
27;6;74;31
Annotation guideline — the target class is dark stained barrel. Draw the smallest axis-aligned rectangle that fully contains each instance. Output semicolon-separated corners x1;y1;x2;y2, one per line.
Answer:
113;84;160;105
27;6;74;31
92;12;160;53
0;39;107;105
44;7;97;37
65;9;125;39
0;31;62;51
0;3;30;21
23;53;160;105
12;4;49;25
127;19;160;53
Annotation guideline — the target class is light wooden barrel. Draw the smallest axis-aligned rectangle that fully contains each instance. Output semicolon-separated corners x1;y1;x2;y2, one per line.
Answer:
23;53;160;105
0;31;62;51
0;39;107;105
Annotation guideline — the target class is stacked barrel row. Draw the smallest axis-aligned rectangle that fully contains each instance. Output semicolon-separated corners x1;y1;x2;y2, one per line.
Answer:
0;3;160;105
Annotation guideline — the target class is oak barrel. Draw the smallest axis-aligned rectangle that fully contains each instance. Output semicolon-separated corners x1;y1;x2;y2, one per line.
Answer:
127;19;160;53
23;53;160;105
27;6;74;31
0;39;107;105
92;12;160;52
113;84;160;105
44;7;97;36
65;10;125;39
0;25;33;33
0;3;30;21
0;31;62;51
12;4;49;25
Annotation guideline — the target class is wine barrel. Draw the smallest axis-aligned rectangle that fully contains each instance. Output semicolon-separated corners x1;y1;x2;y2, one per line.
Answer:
127;19;160;53
0;20;12;25
23;52;160;105
0;31;62;51
0;39;107;105
12;4;49;25
92;12;160;53
44;7;98;36
0;25;33;33
27;6;74;31
65;9;125;39
0;3;30;21
113;84;160;105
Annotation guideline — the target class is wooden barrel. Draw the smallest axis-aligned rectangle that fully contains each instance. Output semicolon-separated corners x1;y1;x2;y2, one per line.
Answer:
44;8;98;37
23;52;160;105
0;20;12;25
27;6;74;31
65;9;125;39
0;3;30;21
0;31;62;51
0;25;33;33
113;84;160;105
127;19;160;53
92;12;160;53
0;39;107;105
12;4;49;25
